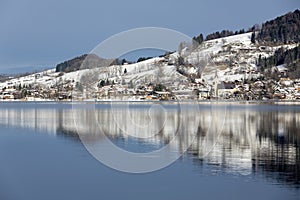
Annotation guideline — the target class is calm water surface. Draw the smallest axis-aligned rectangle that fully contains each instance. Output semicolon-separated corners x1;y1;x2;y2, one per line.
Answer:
0;102;300;200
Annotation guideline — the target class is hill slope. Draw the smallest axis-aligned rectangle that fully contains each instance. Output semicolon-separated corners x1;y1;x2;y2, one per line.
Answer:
1;10;300;101
256;9;300;44
55;54;117;73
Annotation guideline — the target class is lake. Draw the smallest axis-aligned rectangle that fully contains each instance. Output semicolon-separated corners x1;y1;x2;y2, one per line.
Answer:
0;102;299;200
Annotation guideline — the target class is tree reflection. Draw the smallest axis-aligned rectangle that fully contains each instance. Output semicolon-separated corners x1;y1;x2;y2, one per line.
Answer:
0;103;299;186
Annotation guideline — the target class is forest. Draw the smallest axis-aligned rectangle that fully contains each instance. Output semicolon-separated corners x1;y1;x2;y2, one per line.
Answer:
256;9;300;44
257;45;300;79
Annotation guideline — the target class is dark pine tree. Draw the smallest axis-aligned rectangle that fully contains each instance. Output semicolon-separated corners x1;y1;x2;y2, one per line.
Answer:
251;32;256;44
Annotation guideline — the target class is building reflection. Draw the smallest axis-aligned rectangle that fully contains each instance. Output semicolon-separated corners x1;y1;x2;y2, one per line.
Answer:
0;103;299;186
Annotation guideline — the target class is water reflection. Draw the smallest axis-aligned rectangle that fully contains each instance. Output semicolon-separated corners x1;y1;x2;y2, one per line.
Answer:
0;103;299;186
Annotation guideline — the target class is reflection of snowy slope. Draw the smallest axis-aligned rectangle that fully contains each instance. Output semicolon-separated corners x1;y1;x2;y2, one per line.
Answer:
191;105;300;174
0;103;299;175
0;108;59;135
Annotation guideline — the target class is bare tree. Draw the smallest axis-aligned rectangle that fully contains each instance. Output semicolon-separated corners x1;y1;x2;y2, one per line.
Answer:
194;52;211;78
79;69;100;99
155;61;165;84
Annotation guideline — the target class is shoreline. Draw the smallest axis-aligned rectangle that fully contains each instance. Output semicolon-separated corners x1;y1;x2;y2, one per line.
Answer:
1;99;300;105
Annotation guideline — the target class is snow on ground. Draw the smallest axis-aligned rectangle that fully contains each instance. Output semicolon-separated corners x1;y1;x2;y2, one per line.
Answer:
201;32;253;54
0;55;181;90
277;64;287;72
1;32;298;91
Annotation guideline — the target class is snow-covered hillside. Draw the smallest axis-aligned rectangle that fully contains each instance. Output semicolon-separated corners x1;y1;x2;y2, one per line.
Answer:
0;32;299;101
184;32;297;84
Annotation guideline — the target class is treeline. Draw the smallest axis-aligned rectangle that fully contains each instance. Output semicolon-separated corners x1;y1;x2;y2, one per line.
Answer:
55;54;116;72
205;29;248;41
0;75;11;82
193;9;300;46
137;57;153;62
56;54;88;72
257;45;300;78
193;29;250;45
256;9;300;44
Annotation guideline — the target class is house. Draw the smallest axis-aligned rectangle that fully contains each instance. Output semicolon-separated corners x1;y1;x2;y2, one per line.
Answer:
2;92;14;100
172;90;194;100
197;88;210;99
280;78;293;87
154;91;171;100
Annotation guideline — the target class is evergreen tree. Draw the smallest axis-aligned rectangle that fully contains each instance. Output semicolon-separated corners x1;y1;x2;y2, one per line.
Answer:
257;9;300;44
251;32;256;43
257;45;300;78
193;33;204;46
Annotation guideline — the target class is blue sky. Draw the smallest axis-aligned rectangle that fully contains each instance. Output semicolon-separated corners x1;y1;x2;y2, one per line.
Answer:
0;0;299;74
